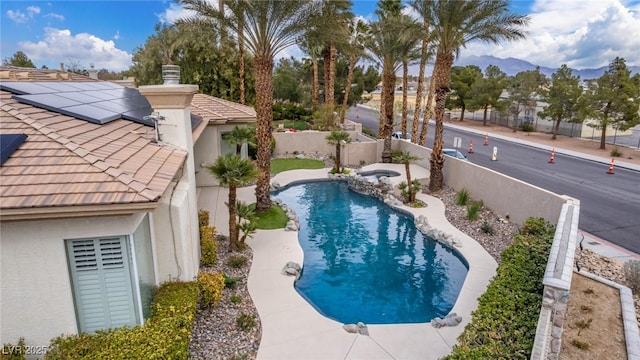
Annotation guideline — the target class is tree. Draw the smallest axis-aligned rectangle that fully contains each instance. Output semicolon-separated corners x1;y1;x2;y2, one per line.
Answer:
274;57;308;103
504;68;546;131
392;151;422;202
222;125;256;155
182;0;319;213
397;15;422;141
340;19;370;123
236;202;257;246
361;65;382;93
326;130;351;173
207;154;258;251
131;22;255;103
425;0;528;192
3;51;36;68
447;65;483;121
408;0;436;144
467;65;509;126
582;57;640;149
367;0;408;163
504;68;546;132
299;38;323;106
538;64;583;140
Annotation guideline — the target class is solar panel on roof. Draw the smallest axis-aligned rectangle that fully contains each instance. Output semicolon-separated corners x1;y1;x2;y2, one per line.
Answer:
3;81;203;132
2;81;154;126
0;133;28;166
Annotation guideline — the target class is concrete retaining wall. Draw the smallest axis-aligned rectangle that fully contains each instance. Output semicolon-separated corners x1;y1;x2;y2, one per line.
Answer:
273;131;378;166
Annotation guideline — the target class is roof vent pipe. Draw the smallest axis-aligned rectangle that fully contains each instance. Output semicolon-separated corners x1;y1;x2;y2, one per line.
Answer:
162;65;180;85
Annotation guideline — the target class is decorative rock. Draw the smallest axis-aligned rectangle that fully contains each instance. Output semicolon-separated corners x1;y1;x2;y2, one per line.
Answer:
431;313;462;328
281;262;301;279
343;324;359;333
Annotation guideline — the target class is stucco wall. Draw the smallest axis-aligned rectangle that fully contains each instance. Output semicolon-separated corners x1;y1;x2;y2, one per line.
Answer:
273;131;377;166
0;213;146;348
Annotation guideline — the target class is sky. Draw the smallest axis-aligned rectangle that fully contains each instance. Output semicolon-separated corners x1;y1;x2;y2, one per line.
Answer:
1;0;639;73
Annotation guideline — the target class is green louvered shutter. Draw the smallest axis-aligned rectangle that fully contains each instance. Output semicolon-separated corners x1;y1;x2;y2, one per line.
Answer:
67;237;138;333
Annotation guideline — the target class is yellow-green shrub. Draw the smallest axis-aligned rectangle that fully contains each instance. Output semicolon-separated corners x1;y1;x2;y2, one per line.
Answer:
198;209;210;228
200;225;217;266
45;281;198;360
197;271;225;308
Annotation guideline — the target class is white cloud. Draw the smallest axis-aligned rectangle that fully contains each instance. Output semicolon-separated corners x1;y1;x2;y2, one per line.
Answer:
157;2;197;24
27;6;40;16
19;27;132;71
113;30;120;40
460;0;640;69
44;13;65;22
7;10;29;23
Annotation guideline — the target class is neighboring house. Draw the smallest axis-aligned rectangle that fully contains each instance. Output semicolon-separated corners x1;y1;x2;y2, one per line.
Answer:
0;66;255;348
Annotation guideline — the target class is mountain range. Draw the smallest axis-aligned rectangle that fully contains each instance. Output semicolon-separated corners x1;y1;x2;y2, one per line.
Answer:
452;55;640;79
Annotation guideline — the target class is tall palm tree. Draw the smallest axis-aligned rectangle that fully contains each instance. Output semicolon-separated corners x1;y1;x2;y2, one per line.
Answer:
181;0;319;212
326;130;351;173
316;0;353;106
425;0;528;191
207;154;258;251
340;19;370;123
222;125;255;155
397;15;422;140
408;0;436;144
392;151;421;202
300;39;323;106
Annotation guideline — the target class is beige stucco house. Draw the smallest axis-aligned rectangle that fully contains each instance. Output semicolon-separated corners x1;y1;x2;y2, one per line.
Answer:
0;66;255;348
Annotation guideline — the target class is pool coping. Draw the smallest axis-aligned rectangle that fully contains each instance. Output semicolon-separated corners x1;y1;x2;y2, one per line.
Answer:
202;164;499;359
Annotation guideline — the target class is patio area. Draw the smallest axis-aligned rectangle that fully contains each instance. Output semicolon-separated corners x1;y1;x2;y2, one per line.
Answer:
197;164;498;359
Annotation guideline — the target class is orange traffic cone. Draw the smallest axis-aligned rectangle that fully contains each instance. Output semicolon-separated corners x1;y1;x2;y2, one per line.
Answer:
468;140;474;154
607;158;615;174
548;148;555;164
483;133;489;146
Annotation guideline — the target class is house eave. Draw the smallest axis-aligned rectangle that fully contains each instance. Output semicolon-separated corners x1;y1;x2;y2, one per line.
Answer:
0;202;158;222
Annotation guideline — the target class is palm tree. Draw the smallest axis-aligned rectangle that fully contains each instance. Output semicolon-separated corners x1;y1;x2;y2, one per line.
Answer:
393;151;422;202
326;130;351;173
222;125;255;155
236;201;257;246
316;0;353;106
181;0;319;212
207;154;258;251
397;15;422;140
300;39;323;106
425;0;528;191
408;0;436;144
340;19;370;123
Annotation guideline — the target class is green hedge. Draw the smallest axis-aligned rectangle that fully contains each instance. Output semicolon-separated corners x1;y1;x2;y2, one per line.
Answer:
444;217;555;360
45;281;198;360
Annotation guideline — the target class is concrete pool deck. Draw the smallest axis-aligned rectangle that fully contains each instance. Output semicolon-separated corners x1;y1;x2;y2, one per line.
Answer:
198;164;498;359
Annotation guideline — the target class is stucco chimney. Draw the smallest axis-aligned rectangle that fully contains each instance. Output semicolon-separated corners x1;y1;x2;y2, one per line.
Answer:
88;63;98;80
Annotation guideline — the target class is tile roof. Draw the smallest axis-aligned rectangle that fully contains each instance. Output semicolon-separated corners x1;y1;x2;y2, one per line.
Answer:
0;66;256;218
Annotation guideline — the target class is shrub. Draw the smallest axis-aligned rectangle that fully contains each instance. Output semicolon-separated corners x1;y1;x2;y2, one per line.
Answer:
521;122;534;132
236;314;256;332
2;337;26;360
46;281;198;360
227;255;248;268
610;146;623;157
198;271;225;308
200;225;218;267
230;295;242;304
456;188;470;206
223;273;241;289
521;217;554;237
624;260;640;292
571;339;590;350
198;210;210;228
466;200;483;221
480;220;494;235
444;217;555;359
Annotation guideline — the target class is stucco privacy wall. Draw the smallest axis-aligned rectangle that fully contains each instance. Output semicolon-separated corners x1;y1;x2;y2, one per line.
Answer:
272;131;377;165
395;140;568;224
0;213;146;347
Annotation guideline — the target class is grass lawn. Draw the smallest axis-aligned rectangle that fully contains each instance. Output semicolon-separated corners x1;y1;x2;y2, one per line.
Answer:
251;204;288;229
271;158;325;174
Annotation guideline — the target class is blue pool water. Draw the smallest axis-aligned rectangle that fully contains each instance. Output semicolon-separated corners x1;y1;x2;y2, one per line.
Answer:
273;181;469;324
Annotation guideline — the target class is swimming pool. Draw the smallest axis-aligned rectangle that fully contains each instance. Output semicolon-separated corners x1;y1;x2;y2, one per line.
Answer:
273;181;468;324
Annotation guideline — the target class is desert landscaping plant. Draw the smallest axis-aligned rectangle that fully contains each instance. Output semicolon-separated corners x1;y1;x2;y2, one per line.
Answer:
467;200;483;221
326;130;351;173
392;151;422;202
456;188;470;206
236;313;256;332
